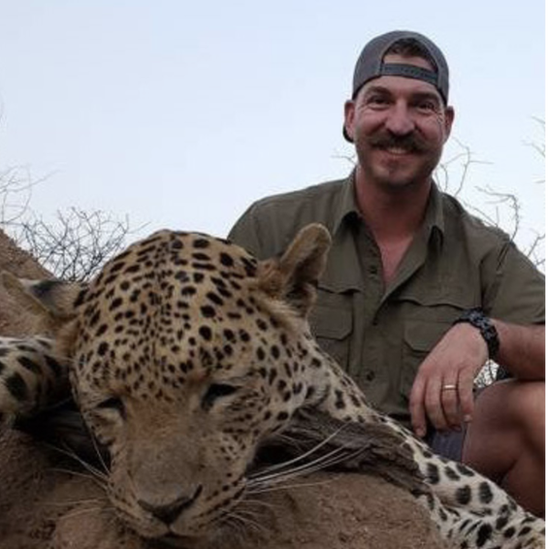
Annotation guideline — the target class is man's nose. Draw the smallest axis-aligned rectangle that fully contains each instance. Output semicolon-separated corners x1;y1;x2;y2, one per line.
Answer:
384;103;415;135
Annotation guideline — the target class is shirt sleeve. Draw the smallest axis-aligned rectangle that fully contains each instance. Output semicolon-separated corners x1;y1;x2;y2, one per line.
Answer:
483;240;545;325
228;204;266;258
228;197;307;261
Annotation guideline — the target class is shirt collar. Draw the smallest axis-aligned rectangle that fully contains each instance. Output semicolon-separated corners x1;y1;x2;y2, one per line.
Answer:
332;170;361;235
333;171;446;239
423;181;445;238
319;171;363;292
321;173;446;293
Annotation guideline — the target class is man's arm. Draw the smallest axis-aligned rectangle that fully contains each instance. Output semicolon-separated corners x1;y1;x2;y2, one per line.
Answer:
492;321;545;380
409;320;545;438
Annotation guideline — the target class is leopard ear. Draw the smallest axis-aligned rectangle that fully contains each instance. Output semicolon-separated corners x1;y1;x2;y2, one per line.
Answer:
257;223;331;316
1;272;87;323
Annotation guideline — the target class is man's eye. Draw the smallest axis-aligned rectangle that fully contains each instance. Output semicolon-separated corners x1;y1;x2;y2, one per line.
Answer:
367;96;389;108
416;101;437;112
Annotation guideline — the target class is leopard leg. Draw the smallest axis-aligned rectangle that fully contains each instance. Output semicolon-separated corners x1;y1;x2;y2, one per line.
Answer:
380;415;545;549
0;336;70;424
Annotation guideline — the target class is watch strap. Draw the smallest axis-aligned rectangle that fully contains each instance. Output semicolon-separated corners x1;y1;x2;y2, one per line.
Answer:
453;308;500;360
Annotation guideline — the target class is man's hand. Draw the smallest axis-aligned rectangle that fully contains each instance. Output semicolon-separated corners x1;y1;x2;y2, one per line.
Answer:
409;323;488;438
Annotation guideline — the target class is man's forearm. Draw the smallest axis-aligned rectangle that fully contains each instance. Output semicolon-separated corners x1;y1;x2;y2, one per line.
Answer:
492;321;545;380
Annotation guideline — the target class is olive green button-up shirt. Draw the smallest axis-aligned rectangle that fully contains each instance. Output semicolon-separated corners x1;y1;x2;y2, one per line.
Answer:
228;174;545;427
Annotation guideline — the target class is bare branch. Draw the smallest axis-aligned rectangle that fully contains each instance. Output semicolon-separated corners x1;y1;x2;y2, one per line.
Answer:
0;165;140;281
434;139;491;196
12;208;136;281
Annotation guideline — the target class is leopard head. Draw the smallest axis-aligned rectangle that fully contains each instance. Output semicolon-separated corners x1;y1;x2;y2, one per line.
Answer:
9;224;332;544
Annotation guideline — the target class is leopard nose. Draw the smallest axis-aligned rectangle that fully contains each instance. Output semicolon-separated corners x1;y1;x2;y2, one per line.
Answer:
138;484;203;524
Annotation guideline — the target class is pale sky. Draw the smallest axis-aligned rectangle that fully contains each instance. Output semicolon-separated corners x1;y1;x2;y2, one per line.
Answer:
0;1;545;255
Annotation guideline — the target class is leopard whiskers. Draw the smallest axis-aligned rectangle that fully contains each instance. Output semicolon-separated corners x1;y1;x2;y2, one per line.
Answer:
44;497;105;507
247;435;371;500
249;476;336;495
50;467;107;490
220;505;269;538
250;424;347;479
247;449;343;489
61;504;107;521
48;443;109;484
236;497;277;512
89;432;110;475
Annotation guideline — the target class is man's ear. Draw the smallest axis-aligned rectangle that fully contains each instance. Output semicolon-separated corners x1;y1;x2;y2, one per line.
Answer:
443;105;455;142
1;272;87;322
257;224;331;317
343;99;356;143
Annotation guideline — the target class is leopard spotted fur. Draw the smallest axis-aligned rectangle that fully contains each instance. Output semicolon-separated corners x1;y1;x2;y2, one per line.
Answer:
1;224;544;548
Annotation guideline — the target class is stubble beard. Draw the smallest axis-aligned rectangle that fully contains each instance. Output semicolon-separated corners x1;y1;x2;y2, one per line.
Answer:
355;134;442;193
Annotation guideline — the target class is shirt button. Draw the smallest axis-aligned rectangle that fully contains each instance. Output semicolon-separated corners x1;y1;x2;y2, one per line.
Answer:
365;370;375;382
368;265;378;274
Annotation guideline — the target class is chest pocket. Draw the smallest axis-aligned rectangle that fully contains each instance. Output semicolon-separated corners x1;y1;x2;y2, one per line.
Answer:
397;283;471;403
400;318;454;402
309;305;353;372
394;277;478;402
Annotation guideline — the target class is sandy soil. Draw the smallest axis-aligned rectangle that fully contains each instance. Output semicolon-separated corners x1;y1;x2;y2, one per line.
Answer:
0;229;51;336
0;429;446;549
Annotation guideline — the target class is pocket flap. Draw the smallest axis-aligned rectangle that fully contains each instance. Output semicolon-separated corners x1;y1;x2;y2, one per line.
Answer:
310;306;352;340
404;319;451;352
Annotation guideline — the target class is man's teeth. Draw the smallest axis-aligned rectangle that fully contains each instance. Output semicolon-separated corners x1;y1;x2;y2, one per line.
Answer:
384;147;411;154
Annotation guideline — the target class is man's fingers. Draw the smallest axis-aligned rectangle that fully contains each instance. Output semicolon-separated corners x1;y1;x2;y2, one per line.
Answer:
440;382;461;429
409;380;428;437
457;375;475;423
424;379;450;432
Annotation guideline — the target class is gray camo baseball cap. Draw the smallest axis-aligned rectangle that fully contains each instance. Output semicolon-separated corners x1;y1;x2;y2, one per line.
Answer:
344;30;450;142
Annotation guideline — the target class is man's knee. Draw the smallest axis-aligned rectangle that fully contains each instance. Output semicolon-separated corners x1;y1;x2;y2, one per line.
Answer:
475;379;544;435
467;378;545;466
467;379;545;516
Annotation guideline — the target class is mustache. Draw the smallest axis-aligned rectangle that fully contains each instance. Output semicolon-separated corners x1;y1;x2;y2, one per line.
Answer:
368;132;428;153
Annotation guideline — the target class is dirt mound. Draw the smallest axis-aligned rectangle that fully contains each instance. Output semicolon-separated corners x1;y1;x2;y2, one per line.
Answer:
0;430;445;549
0;229;51;336
0;229;446;549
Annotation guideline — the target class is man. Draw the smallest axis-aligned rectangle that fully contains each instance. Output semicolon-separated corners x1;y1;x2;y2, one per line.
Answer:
228;30;545;515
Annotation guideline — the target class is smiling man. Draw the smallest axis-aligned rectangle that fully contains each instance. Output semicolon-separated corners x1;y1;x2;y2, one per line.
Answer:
229;30;545;515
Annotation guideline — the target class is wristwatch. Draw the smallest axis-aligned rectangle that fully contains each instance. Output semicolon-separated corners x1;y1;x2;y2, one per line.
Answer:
453;308;500;360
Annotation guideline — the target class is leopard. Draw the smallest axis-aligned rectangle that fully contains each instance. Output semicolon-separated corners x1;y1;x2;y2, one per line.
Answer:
0;335;69;425
0;224;544;549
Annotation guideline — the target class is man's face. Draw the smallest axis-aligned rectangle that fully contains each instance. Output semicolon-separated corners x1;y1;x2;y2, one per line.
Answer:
344;54;454;191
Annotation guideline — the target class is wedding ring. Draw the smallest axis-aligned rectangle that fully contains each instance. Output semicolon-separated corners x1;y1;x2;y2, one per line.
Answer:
441;384;458;391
